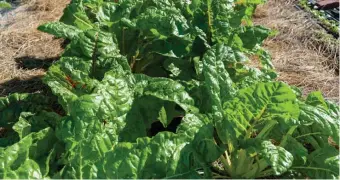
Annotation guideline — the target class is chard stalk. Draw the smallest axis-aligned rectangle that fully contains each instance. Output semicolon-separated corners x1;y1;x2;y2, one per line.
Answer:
245;105;267;139
219;152;232;176
258;169;275;178
279;125;297;147
244;158;268;178
257;120;277;139
206;0;213;44
91;32;99;78
295;132;323;139
213;138;233;176
235;149;249;175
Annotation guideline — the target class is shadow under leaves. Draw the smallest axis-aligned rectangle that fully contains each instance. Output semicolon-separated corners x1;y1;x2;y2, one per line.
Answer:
15;56;59;70
0;76;50;96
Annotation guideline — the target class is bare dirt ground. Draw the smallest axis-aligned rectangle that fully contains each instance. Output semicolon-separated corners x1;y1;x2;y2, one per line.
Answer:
0;0;339;102
254;0;339;102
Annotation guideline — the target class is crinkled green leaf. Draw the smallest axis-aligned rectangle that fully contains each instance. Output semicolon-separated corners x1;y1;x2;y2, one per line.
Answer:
133;74;198;113
137;7;189;38
217;82;300;145
43;53;130;111
238;26;270;50
231;64;275;89
305;91;328;109
235;82;299;120
66;29;119;59
52;69;200;178
11;0;338;179
0;128;58;179
13;111;61;139
299;103;339;143
0;93;51;128
59;2;93;30
38;22;82;39
95;113;220;179
259;141;293;175
294;146;340;179
96;133;202;179
283;135;308;166
201;43;236;118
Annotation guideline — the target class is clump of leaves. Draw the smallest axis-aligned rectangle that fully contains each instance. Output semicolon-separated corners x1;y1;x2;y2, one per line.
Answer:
1;0;339;179
0;1;11;9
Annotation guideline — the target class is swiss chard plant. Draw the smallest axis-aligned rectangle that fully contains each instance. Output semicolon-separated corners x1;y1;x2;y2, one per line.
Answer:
0;1;11;9
0;0;339;179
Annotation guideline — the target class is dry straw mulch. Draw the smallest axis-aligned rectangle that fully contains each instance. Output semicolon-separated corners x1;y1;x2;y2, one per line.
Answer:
254;0;339;102
0;0;70;96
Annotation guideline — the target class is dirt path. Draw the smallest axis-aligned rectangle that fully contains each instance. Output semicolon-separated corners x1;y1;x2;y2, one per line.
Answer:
254;0;339;102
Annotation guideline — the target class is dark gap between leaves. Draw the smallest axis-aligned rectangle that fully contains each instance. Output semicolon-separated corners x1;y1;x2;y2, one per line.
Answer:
147;117;183;137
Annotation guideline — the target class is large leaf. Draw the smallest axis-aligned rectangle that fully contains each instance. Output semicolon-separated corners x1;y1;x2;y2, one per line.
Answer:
293;146;340;179
201;43;236;117
238;26;270;50
299;103;340;144
59;2;93;30
94;114;221;179
0;93;56;147
44;52;129;111
13;111;61;139
258;141;293;176
53;69;201;178
216;82;300;145
38;22;82;40
0;128;58;179
0;93;51;127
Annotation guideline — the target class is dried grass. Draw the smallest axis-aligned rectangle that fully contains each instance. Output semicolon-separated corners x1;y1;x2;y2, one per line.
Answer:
254;0;339;101
0;0;70;96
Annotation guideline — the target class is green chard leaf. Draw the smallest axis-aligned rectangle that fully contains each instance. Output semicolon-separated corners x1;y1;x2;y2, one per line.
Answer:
0;128;59;179
201;43;237;116
293;146;340;179
0;93;51;127
258;141;293;176
50;66;205;178
95;114;221;179
238;26;270;50
38;22;82;40
216;82;300;146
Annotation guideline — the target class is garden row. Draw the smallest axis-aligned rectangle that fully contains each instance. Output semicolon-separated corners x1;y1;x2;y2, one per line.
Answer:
0;0;339;179
299;0;339;37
